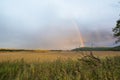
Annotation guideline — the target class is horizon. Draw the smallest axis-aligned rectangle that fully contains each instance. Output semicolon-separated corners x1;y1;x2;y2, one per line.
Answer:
0;0;120;50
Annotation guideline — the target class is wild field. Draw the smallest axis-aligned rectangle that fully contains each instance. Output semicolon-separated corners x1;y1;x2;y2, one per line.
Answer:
0;51;120;62
0;51;120;80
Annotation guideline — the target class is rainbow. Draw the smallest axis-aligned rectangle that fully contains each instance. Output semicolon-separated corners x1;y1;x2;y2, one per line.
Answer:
72;20;85;47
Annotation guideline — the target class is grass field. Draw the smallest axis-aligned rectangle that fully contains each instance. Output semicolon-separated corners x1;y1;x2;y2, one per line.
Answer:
0;51;120;62
0;51;120;80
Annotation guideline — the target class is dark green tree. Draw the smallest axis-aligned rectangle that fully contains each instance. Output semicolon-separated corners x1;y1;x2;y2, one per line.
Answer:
113;19;120;43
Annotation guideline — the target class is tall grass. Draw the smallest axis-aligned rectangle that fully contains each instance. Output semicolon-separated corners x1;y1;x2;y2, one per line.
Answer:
0;53;120;80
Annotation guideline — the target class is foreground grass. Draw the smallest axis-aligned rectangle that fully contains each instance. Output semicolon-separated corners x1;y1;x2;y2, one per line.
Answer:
0;54;120;80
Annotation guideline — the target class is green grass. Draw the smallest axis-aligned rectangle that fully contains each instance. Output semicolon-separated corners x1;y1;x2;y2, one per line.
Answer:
0;53;120;80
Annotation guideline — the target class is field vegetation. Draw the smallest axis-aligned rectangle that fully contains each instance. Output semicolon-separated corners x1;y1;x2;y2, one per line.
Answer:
0;50;120;80
0;52;120;80
0;51;120;62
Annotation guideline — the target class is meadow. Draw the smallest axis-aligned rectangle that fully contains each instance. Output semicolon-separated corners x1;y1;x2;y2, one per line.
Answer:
0;51;120;80
0;51;120;62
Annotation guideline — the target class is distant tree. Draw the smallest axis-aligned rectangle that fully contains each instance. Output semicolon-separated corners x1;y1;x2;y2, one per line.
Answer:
113;19;120;43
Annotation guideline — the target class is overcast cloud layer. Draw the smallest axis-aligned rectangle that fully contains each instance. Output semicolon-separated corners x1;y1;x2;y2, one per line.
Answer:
0;0;120;49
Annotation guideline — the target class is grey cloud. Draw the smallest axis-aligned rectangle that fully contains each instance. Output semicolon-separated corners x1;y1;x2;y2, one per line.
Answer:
82;29;115;47
0;0;119;49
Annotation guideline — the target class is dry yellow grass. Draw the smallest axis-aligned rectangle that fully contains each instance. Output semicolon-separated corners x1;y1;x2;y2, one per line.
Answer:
0;51;120;62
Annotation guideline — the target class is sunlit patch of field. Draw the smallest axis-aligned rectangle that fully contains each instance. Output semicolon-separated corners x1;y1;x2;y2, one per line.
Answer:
0;51;120;62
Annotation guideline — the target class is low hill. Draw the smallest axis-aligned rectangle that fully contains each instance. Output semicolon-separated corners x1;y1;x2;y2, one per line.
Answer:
72;46;120;51
112;46;120;51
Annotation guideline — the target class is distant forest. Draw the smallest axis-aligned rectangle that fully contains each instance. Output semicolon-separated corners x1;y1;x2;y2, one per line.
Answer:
72;46;120;51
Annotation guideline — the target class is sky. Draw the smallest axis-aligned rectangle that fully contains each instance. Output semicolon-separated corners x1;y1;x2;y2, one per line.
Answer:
0;0;120;50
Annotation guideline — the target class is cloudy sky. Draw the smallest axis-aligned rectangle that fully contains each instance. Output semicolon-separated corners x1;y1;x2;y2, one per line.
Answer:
0;0;120;49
